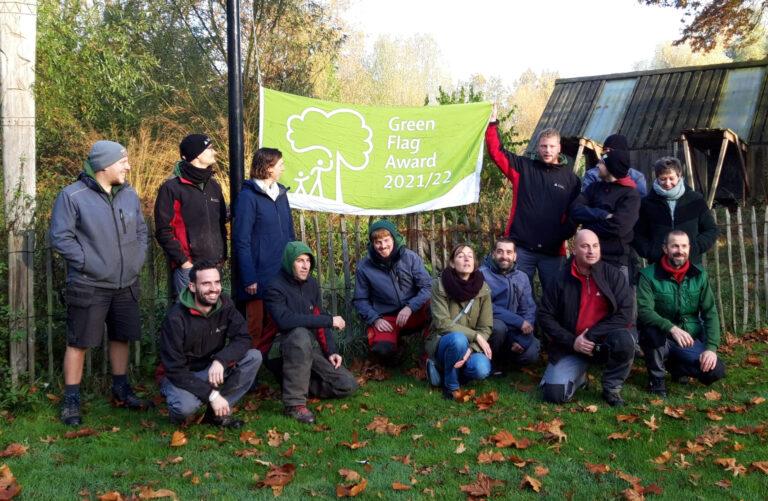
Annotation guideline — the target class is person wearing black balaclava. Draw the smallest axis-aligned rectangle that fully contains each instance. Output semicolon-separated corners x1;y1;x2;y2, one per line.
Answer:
154;134;228;296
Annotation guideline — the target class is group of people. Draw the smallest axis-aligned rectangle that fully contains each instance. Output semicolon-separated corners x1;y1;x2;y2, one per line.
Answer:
49;108;726;427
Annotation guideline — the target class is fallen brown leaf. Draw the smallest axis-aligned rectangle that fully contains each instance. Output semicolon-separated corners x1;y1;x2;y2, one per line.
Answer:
714;479;732;489
339;431;368;450
97;492;123;501
0;444;27;459
0;465;21;500
459;472;504;498
137;486;178;500
750;461;768;474
663;406;687;420
744;354;762;366
64;428;99;439
523;418;567;442
477;450;505;464
704;390;721;401
458;426;471;435
391;454;411;465
608;430;632;440
391;482;411;491
475;390;498;410
653;451;673;464
706;410;723;421
534;465;549;477
750;396;766;406
169;431;187;447
256;463;296;496
366;416;410;436
643;415;659;431
616;414;639;423
267;428;288;448
508;455;534;468
455;442;466;454
714;457;747;477
281;444;296;458
336;478;367;497
453;388;476;403
520;474;542;492
338;469;360;482
585;462;610;476
621;487;644;500
239;431;262;446
233;448;262;458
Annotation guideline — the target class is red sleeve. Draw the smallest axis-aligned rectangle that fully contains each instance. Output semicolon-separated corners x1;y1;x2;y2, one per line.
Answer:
485;122;520;185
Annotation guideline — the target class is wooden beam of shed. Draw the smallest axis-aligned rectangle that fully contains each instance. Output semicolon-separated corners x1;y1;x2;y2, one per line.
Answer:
573;143;585;175
681;135;696;191
707;136;730;209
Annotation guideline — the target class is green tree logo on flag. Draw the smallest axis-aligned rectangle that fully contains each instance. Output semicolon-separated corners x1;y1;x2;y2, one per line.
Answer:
286;107;373;203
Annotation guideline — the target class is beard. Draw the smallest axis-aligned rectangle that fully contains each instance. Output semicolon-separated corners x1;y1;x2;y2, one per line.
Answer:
670;254;688;267
195;289;219;307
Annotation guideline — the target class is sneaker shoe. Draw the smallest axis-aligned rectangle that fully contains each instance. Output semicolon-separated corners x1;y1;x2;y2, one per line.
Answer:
426;358;442;387
648;377;667;398
284;405;316;424
602;389;625;407
112;385;154;410
60;395;82;426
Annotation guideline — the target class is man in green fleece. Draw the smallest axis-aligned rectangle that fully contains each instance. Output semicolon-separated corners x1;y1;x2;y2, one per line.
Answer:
265;242;358;424
637;230;726;397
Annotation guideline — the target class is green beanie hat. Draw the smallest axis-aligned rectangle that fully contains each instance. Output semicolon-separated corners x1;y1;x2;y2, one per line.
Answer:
281;241;316;275
368;219;404;249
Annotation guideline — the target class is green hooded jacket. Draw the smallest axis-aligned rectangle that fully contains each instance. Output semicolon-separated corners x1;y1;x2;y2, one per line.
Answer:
636;262;720;350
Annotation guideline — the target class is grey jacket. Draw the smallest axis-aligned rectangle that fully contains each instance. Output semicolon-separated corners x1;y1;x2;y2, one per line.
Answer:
50;172;148;289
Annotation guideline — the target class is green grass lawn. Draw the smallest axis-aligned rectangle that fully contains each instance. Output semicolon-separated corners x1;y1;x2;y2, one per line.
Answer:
1;338;767;500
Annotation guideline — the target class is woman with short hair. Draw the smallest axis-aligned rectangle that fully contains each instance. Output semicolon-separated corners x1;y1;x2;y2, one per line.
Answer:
425;244;493;399
233;148;295;351
633;156;718;265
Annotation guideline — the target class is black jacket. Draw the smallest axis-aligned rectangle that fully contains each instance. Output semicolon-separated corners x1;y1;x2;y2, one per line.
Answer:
570;181;641;266
264;269;338;356
154;163;228;267
632;185;718;265
538;258;632;362
486;123;581;256
159;290;251;401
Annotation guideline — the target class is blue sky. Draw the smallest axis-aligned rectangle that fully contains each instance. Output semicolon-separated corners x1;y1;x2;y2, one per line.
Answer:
342;0;687;84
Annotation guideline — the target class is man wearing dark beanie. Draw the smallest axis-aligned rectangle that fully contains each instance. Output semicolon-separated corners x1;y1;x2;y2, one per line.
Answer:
154;134;228;296
50;140;152;425
570;149;641;274
582;133;647;198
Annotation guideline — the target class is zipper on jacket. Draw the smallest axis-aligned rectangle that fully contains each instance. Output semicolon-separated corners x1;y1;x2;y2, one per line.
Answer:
110;199;125;288
119;209;127;234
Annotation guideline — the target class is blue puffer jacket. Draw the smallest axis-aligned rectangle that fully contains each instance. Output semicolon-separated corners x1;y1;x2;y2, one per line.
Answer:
50;170;148;289
479;255;536;329
353;246;432;325
232;179;295;301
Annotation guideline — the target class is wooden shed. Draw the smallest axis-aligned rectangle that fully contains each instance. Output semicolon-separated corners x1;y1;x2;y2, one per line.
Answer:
529;59;768;205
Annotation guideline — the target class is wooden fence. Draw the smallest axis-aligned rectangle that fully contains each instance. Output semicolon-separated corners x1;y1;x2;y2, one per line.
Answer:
27;204;768;384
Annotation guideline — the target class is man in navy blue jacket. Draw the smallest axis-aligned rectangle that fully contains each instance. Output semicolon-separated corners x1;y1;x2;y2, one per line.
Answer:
480;238;539;374
353;220;431;363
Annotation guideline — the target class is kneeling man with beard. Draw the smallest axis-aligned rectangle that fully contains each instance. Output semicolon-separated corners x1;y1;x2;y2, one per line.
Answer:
637;230;725;397
159;261;262;427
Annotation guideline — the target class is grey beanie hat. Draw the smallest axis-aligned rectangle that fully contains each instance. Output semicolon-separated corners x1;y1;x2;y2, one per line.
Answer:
88;140;127;171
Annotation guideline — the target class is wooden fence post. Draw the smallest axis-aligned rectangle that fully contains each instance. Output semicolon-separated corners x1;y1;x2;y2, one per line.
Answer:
712;211;726;332
340;216;351;321
45;232;54;380
737;207;749;331
751;207;761;327
725;209;737;333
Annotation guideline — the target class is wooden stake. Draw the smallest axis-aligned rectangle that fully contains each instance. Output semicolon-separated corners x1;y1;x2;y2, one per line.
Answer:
313;214;323;303
751;206;761;327
45;233;54;380
706;137;730;209
429;212;437;276
725;210;737;333
327;219;337;316
340;216;351;320
737;207;749;331
299;211;306;243
712;211;726;332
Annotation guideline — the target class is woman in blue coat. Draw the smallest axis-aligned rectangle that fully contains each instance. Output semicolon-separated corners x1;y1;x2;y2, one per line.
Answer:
233;148;295;351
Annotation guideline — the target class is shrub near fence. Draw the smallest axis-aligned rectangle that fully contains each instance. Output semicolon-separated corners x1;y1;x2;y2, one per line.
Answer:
22;203;768;390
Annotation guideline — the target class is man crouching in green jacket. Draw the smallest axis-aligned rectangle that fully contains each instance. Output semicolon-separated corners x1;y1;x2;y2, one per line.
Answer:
637;230;725;397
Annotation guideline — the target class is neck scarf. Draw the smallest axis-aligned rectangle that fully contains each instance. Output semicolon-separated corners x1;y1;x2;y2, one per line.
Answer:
180;161;213;186
653;178;685;200
441;267;484;302
660;255;690;284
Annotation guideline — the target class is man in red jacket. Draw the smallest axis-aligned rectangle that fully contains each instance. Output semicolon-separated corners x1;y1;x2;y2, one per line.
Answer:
485;106;580;297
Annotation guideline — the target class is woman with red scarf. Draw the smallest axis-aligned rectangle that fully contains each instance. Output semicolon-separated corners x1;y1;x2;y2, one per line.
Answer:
424;244;493;399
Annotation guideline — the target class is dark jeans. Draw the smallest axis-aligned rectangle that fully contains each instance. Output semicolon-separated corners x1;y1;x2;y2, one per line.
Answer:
640;326;726;384
540;328;635;403
515;247;563;299
488;319;540;368
275;327;358;407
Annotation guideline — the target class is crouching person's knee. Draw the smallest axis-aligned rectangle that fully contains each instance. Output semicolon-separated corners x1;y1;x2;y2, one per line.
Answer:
608;329;635;361
167;398;201;421
335;370;359;397
700;360;726;386
541;383;570;404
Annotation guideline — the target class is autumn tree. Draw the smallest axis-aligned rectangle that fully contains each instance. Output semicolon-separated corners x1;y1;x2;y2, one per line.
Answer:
643;0;768;52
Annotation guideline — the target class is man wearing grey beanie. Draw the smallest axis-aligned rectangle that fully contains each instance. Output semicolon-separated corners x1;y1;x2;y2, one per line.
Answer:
50;140;152;425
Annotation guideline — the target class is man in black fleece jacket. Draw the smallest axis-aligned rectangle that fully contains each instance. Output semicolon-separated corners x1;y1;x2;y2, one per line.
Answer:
159;262;261;427
265;241;358;424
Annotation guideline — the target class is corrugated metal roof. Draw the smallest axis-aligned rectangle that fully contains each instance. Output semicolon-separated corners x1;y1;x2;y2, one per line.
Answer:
528;59;768;152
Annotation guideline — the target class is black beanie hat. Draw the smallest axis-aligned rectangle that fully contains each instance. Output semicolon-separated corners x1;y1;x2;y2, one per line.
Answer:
180;134;212;161
604;149;630;179
603;134;629;151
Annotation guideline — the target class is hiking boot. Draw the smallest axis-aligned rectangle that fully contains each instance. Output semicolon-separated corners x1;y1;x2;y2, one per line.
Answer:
60;395;82;426
203;406;244;428
443;387;461;400
648;377;668;398
284;405;315;424
112;384;154;410
602;389;625;408
426;358;442;387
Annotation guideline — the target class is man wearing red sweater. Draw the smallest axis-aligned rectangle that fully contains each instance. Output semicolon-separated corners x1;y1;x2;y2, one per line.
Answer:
537;230;635;407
